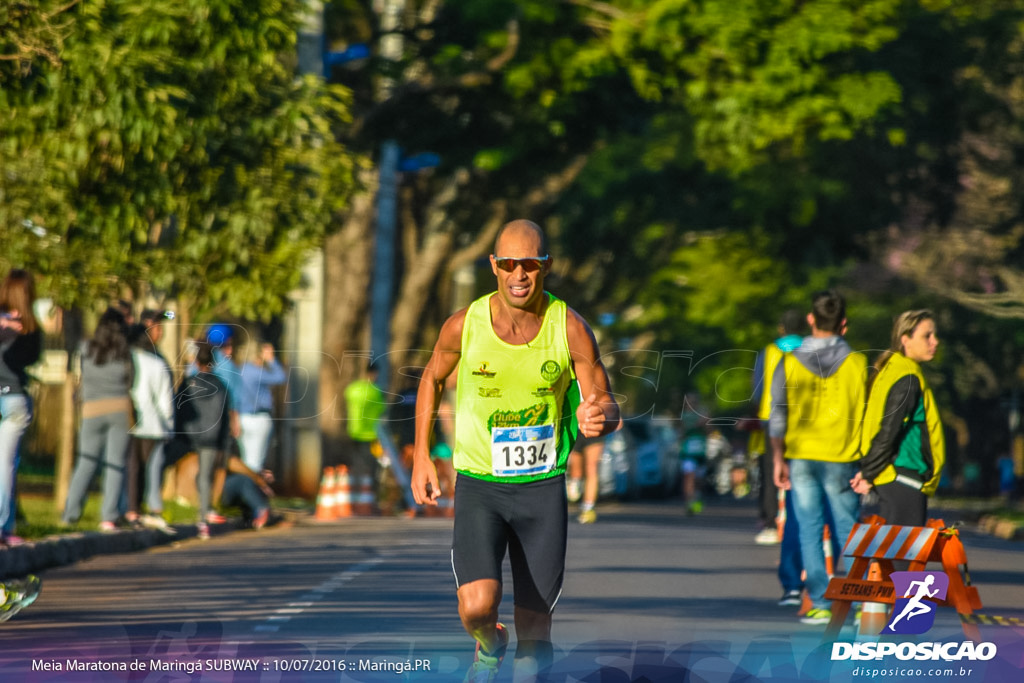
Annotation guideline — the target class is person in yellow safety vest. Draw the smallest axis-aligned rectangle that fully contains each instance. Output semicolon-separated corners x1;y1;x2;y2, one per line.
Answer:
344;361;386;499
770;289;866;627
852;310;945;527
751;309;806;544
410;219;621;683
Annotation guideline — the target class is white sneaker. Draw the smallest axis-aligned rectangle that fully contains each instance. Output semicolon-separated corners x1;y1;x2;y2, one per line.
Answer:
754;528;780;545
141;514;175;534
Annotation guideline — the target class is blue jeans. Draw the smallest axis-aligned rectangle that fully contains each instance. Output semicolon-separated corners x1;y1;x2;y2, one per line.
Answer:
221;473;269;520
0;394;33;535
788;458;860;610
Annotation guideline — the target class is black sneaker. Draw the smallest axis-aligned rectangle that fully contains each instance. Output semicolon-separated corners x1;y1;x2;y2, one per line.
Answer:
778;590;802;607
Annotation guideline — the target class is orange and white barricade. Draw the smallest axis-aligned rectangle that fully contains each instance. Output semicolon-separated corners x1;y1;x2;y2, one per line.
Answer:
824;515;983;641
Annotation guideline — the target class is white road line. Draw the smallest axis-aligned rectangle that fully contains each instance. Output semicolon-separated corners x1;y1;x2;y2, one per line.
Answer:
253;556;385;633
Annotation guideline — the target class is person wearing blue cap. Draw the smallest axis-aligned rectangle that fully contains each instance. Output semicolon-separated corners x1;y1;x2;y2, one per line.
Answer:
202;323;243;445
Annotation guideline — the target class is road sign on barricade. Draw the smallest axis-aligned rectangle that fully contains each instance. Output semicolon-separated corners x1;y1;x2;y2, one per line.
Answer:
823;515;983;641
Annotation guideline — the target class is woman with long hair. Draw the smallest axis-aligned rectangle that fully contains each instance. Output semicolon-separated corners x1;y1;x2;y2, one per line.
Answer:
0;269;42;546
852;310;945;526
62;308;135;531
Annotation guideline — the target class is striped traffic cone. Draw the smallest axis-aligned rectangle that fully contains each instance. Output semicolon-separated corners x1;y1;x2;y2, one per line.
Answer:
857;562;890;639
314;467;337;521
353;475;377;516
333;465;353;518
798;525;837;615
823;524;835;577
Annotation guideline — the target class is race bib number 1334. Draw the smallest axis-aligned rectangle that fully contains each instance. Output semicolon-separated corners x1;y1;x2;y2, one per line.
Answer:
491;424;556;477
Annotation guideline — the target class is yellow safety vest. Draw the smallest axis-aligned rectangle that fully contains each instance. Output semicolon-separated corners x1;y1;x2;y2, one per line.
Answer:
758;343;785;421
861;353;946;495
782;351;867;463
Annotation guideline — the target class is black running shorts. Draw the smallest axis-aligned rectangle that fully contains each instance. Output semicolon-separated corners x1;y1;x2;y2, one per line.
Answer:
451;472;568;614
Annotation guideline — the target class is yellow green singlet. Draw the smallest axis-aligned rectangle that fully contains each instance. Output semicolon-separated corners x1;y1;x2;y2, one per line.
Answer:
453;292;579;483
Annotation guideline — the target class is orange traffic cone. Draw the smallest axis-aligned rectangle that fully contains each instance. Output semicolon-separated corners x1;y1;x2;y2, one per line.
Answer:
314;467;337;521
823;525;835;577
857;562;890;639
352;475;375;516
797;524;837;615
334;465;353;518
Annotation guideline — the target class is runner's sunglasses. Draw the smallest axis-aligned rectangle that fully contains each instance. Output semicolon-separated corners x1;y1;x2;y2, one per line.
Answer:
493;256;551;273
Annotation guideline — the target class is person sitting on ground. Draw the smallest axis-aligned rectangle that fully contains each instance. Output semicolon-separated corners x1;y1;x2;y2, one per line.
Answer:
212;453;273;530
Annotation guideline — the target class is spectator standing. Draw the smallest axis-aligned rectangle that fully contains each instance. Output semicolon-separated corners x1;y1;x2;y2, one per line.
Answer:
236;340;286;478
203;323;242;441
751;309;806;543
63;309;134;531
175;342;232;539
0;269;42;546
770;290;866;626
852;310;945;526
126;323;175;531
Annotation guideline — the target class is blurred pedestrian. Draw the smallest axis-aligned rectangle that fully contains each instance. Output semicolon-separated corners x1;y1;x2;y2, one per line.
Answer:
138;309;174;381
852;310;945;527
571;434;605;524
126;323;175;532
63;309;134;531
202;323;242;440
344;360;386;504
0;269;42;546
236;339;286;479
751;309;806;544
175;342;232;539
770;290;865;626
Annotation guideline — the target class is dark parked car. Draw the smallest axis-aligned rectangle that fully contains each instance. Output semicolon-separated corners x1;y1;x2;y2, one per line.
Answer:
598;416;680;499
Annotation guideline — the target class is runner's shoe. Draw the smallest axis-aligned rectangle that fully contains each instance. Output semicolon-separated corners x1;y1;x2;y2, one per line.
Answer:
566;479;582;503
464;623;508;683
800;608;832;625
205;512;227;524
578;509;597;524
197;522;210;540
778;590;802;607
0;575;41;623
754;528;780;545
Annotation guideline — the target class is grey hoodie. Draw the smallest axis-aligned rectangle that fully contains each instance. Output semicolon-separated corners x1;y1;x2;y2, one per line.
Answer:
768;335;856;439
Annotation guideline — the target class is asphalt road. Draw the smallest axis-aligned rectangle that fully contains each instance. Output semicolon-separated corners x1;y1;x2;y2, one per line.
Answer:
1;497;1022;682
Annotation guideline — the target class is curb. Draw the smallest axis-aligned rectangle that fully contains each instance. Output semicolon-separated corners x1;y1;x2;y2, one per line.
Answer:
0;520;246;580
976;515;1024;541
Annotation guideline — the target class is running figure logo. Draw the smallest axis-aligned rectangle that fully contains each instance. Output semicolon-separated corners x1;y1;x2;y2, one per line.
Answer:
883;571;949;635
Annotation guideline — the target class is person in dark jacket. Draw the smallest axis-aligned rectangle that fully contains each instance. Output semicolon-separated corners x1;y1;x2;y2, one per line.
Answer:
0;270;42;546
175;342;232;539
852;310;945;527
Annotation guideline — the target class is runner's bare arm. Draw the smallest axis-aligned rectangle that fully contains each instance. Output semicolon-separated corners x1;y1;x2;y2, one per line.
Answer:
411;310;466;505
566;308;621;439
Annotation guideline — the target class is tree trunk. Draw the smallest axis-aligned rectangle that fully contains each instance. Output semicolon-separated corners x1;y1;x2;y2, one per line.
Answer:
319;169;378;468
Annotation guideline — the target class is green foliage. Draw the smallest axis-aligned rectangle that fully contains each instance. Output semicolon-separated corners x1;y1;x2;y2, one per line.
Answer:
0;0;357;319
